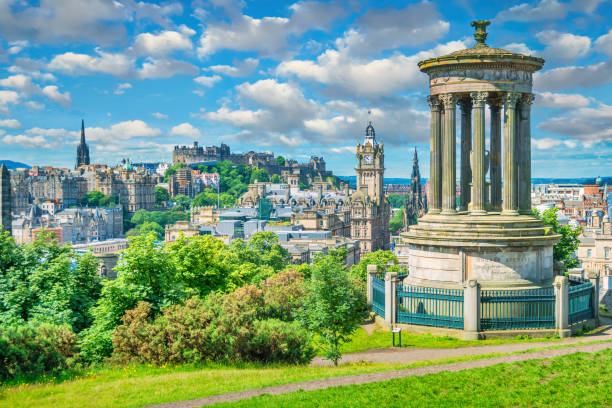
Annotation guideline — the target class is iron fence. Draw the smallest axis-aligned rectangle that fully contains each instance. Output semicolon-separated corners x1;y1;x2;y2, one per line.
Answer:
372;276;385;318
396;285;464;329
568;281;593;325
480;288;555;330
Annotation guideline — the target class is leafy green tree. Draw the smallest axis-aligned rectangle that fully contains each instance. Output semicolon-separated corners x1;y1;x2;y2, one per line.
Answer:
299;181;308;190
155;186;169;204
249;167;269;184
270;174;281;183
192;190;218;207
276;156;285;166
163;163;184;182
387;194;405;208
170;194;191;210
350;250;400;284
299;254;367;365
248;232;290;272
389;207;404;233
81;190;104;206
534;208;581;269
98;194;118;207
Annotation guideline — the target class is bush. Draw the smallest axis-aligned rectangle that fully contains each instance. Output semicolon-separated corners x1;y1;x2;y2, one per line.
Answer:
0;324;78;381
242;319;313;364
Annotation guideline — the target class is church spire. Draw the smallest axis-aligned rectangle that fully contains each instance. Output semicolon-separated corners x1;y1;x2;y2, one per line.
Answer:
76;119;90;168
81;119;85;144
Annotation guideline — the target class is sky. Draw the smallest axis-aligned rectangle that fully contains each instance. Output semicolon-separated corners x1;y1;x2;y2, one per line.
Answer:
0;0;611;178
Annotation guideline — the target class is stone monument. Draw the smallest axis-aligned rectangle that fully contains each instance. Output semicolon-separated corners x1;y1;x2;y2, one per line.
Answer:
403;20;560;289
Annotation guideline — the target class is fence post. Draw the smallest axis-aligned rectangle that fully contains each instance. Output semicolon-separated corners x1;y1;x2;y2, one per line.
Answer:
587;270;600;326
554;275;570;338
367;264;377;306
463;279;480;340
385;272;398;325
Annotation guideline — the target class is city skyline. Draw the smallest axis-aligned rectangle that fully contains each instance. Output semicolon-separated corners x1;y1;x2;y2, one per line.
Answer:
0;0;611;177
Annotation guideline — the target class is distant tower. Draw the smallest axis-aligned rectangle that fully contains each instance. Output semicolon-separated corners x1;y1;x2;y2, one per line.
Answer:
76;119;90;168
404;148;425;229
0;163;11;235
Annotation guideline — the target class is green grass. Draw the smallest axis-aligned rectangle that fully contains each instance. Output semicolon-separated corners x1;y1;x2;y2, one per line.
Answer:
217;348;612;408
1;340;608;408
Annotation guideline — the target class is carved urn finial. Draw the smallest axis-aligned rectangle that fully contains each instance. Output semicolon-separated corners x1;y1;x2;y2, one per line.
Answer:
471;20;490;47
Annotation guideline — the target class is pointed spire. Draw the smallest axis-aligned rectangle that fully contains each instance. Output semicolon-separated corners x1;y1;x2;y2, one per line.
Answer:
81;119;85;144
413;147;418;163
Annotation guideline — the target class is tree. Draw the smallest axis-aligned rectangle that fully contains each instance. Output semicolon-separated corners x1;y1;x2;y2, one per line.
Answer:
249;167;269;184
534;208;581;269
270;174;281;183
276;156;285;166
81;190;104;206
170;194;191;210
163;163;183;182
350;250;399;284
155;186;169;204
299;254;367;365
387;194;405;208
99;194;118;207
389;208;404;233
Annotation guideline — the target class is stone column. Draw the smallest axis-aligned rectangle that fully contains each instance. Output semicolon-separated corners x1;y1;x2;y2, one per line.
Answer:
518;94;534;214
459;98;472;212
440;93;457;215
502;92;520;215
470;92;488;215
554;275;571;338
384;272;398;325
366;264;377;306
428;96;442;214
588;271;600;325
489;99;502;211
463;279;481;340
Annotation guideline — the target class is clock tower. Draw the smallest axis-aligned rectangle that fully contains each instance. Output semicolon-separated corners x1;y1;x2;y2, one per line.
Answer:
350;121;390;255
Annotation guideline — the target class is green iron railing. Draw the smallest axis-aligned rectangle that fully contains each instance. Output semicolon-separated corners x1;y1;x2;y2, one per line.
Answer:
396;285;464;329
372;276;385;318
568;281;593;325
480;288;555;330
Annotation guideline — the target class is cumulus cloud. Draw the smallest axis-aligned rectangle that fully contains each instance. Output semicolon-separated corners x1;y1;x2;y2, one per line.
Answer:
41;86;71;106
594;28;612;57
197;1;345;57
194;74;222;87
2;134;52;149
114;83;132;95
538;103;612;145
532;137;578;149
534;61;612;91
86;120;162;141
25;101;44;110
48;49;133;77
210;58;259;77
536;30;591;63
536;92;590;108
0;90;21;114
0;74;71;106
503;43;536;55
132;25;195;56
0;119;21;128
277;40;468;98
495;0;605;22
137;57;198;79
170;122;201;137
152;112;168;119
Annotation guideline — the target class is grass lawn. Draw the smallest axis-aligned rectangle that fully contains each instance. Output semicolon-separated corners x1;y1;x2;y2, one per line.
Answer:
217;348;612;408
1;340;607;408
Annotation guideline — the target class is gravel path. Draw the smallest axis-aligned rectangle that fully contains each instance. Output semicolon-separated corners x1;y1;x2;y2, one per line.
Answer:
143;327;612;408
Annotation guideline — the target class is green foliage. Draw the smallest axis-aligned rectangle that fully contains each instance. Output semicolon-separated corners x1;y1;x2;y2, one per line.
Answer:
387;194;405;208
0;231;101;332
299;181;308;190
163;163;184;182
534;208;581;268
81;191;118;207
270;174;281;183
0;324;78;381
126;221;164;241
300;253;367;365
350;250;399;284
170;194;191;210
154;186;169;204
249;167;269;184
130;209;189;229
276;156;285;166
389;207;404;234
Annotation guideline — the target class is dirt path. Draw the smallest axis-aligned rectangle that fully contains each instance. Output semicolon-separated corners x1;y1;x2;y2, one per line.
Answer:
312;320;612;366
144;339;612;408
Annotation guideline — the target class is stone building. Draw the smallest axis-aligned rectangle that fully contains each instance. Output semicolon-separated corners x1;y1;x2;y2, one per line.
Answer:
578;233;612;277
75;119;90;168
351;122;391;255
1;163;11;234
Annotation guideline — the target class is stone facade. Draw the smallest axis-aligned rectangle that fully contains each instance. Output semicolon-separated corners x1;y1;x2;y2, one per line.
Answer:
351;122;391;255
75;119;90;168
0;164;11;234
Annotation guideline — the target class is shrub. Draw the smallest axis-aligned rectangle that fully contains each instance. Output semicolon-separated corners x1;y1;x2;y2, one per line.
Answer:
260;269;305;321
242;319;313;364
0;324;78;381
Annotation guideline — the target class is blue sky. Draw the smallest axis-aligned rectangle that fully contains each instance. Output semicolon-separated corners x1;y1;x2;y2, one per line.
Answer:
0;0;611;177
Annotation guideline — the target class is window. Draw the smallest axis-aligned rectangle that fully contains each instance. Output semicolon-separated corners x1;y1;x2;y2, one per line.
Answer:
587;249;592;258
606;247;610;259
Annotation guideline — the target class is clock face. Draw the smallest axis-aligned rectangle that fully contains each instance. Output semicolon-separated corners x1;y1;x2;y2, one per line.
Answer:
364;155;373;164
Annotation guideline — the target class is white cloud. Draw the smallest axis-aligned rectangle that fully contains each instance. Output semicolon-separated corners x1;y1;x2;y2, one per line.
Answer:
503;43;535;55
48;49;133;77
197;1;345;57
210;58;259;77
114;82;132;95
85;120;162;141
538;102;612;145
534;61;612;91
532;138;578;149
25;101;44;110
536;30;591;63
41;85;71;106
136;57;199;79
2;134;52;149
8;40;28;55
0;119;21;128
536;92;590;108
277;40;468;98
132;25;195;56
329;146;357;154
0;90;21;114
0;74;39;93
170;122;202;138
495;0;605;22
152;112;168;119
594;28;612;57
194;74;222;87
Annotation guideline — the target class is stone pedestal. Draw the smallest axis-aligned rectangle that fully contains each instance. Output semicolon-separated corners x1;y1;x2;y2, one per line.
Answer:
385;272;398;325
463;279;480;340
554;276;571;338
366;264;377;306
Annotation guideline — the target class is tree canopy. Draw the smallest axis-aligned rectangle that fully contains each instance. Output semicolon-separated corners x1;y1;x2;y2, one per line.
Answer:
534;208;581;269
81;191;118;207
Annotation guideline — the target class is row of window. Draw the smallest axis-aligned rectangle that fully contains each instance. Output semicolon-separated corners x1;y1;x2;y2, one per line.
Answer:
586;248;610;258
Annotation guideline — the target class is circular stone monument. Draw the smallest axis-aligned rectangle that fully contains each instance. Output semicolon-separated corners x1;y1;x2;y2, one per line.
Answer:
402;21;560;289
